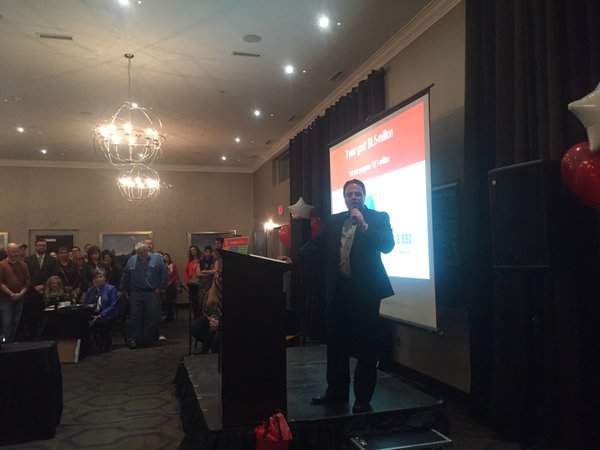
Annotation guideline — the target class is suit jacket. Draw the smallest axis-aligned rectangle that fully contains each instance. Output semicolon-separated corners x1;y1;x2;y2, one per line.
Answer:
25;253;57;294
294;206;395;305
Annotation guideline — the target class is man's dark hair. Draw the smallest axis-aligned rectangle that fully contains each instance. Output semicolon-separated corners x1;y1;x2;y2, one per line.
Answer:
343;179;366;196
204;245;213;252
35;239;47;245
214;237;224;245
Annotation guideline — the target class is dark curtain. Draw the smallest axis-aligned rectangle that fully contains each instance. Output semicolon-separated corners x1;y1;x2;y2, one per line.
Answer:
288;69;386;339
464;0;600;447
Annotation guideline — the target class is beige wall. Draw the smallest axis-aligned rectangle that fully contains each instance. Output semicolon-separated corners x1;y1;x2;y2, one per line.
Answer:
0;166;254;271
253;156;290;258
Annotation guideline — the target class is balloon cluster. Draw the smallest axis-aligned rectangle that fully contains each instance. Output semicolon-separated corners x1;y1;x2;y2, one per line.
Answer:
561;83;600;209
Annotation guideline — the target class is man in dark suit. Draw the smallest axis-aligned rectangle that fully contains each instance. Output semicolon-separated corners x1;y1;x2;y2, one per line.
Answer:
20;239;56;339
282;179;395;413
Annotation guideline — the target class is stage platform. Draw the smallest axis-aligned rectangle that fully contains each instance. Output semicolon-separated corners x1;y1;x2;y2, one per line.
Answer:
175;345;447;449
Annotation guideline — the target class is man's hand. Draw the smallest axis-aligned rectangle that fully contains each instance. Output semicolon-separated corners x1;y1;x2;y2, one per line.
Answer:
350;208;368;231
278;256;292;264
209;316;219;331
35;284;45;294
89;315;99;326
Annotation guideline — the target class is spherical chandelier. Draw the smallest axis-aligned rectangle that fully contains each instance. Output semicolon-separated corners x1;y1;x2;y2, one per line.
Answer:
116;164;161;204
93;54;165;167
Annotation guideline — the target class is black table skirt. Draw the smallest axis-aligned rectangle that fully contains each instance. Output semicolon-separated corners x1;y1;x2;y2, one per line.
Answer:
0;340;63;445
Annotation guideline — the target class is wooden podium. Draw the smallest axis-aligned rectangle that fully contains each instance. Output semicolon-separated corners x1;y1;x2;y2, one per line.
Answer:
219;250;291;427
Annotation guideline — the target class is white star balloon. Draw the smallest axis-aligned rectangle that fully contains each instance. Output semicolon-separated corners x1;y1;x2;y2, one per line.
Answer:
569;82;600;152
288;197;314;219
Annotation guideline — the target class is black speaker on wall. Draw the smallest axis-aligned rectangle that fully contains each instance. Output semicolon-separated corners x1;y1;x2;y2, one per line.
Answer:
488;159;564;269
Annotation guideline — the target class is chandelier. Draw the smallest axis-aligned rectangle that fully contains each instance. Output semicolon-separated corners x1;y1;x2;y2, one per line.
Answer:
116;164;161;204
93;53;165;167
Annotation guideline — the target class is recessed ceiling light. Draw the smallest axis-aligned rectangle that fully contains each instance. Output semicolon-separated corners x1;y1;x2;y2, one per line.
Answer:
318;15;330;28
221;155;227;161
284;65;294;75
302;69;307;74
118;0;130;6
40;149;47;154
253;109;261;117
243;34;262;43
270;113;275;118
16;127;24;133
235;137;240;143
337;22;342;26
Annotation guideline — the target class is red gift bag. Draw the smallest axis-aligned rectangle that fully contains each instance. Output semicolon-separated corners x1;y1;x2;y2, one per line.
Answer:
254;412;293;450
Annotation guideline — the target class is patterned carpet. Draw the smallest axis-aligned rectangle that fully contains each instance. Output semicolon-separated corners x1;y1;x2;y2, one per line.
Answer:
4;313;190;450
2;307;526;450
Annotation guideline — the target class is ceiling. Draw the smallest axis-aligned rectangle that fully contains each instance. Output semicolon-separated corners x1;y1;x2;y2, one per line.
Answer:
0;0;433;172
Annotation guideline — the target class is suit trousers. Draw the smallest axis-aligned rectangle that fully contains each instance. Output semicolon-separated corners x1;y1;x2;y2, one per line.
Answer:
325;277;381;403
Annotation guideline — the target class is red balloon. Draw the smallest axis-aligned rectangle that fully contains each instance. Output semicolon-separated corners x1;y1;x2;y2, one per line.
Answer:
278;223;292;249
561;141;600;209
310;217;324;237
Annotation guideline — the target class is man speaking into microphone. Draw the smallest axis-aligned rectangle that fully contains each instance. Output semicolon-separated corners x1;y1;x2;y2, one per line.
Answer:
281;178;394;413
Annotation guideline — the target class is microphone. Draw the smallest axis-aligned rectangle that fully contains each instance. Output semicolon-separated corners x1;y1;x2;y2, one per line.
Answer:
349;209;357;225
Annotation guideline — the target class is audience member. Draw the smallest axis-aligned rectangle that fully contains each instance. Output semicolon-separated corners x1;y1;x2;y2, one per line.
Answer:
21;239;56;340
80;245;102;292
119;241;168;349
54;246;80;299
191;266;222;354
18;243;27;261
74;254;86;292
83;268;118;352
44;275;65;299
101;250;121;287
184;245;201;317
0;243;31;343
194;245;215;318
71;246;81;261
163;253;179;322
213;237;224;279
144;239;167;342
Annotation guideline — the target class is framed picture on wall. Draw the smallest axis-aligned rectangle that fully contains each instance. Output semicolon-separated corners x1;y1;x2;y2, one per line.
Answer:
29;230;78;255
100;231;153;267
187;230;237;251
0;232;8;252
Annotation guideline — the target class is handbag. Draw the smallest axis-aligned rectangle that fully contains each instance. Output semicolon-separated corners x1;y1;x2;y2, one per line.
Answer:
254;412;293;450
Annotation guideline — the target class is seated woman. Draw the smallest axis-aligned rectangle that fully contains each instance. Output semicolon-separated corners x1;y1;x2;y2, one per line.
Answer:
83;268;118;352
44;275;67;308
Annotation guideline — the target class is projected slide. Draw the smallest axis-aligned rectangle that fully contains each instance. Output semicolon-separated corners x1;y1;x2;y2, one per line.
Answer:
329;92;437;330
330;100;430;279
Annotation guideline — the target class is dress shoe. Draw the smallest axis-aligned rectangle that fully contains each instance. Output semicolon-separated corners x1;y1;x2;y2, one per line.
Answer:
311;394;348;405
352;402;372;414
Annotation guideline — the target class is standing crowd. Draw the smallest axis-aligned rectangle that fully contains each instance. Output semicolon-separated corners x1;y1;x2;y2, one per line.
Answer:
0;237;222;353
